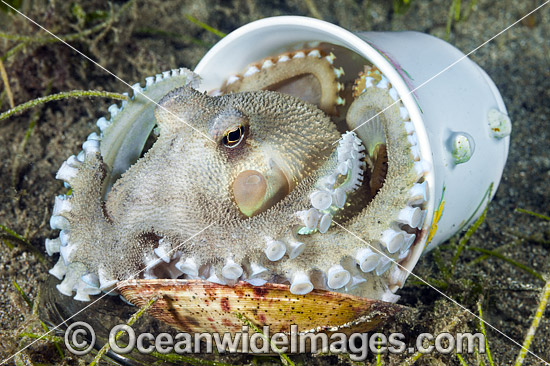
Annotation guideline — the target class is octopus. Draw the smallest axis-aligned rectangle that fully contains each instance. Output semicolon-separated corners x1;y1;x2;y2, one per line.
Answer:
45;44;430;332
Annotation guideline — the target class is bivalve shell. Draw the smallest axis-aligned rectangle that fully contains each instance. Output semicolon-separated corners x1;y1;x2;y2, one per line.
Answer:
118;279;404;334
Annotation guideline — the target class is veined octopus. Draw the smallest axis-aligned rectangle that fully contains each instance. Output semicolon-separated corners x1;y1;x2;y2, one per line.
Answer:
46;44;430;333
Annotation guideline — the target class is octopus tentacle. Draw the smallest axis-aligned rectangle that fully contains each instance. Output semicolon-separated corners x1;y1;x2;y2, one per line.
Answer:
260;66;429;298
346;66;430;291
98;68;199;194
220;48;345;115
45;69;198;301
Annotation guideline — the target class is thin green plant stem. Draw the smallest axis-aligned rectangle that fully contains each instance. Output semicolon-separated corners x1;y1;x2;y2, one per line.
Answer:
477;303;494;366
185;14;227;38
234;312;295;366
12;280;33;309
0;90;127;123
467;246;544;281
2;28;84;62
452;207;487;272
39;320;64;359
18;333;63;343
0;224;47;266
454;0;462;20
445;0;457;39
89;294;160;366
474;346;486;366
393;0;412;14
446;0;477;40
0;31;37;42
1;0;136;62
407;277;449;290
0;224;29;242
400;351;423;366
1;238;15;249
459;183;493;234
451;206;487;275
2;42;26;62
0;17;112;44
467;239;521;267
15;285;64;359
376;336;383;365
463;0;477;19
515;208;550;221
304;0;323;19
433;247;452;282
23;107;40;142
456;353;468;366
0;58;14;108
514;277;550;366
451;184;493;274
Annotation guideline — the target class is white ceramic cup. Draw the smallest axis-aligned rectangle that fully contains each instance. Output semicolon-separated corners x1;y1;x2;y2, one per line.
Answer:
195;16;511;253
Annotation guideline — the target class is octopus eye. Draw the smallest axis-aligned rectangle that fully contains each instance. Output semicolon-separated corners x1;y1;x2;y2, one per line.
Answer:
222;125;245;148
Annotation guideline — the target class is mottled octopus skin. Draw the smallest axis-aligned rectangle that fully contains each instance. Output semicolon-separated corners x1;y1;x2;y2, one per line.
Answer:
48;53;428;306
62;86;343;286
216;55;425;297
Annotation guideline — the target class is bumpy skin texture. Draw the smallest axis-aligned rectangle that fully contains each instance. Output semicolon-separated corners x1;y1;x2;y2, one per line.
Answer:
51;59;427;303
67;86;341;283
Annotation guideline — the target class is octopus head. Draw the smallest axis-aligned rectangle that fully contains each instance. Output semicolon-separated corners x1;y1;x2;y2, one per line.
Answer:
153;86;339;219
